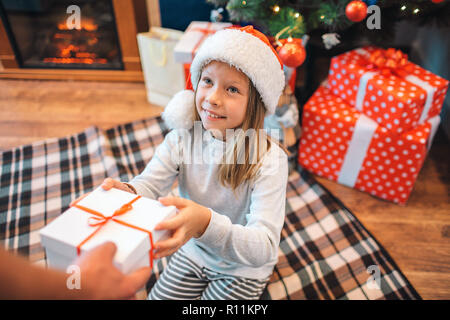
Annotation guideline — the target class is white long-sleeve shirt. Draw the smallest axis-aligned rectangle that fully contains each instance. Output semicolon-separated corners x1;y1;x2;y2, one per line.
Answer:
128;126;288;279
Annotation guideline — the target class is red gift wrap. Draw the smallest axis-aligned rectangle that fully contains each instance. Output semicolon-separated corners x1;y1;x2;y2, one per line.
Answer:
298;86;440;204
327;47;448;134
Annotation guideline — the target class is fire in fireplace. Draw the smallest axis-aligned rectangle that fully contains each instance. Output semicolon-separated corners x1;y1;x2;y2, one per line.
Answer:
0;0;123;69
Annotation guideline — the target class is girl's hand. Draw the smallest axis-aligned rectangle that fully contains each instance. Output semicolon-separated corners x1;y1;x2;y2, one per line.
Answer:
101;178;136;194
153;197;212;259
69;178;136;207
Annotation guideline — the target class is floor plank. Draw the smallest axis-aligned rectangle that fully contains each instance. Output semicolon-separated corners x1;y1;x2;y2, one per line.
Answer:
0;79;163;150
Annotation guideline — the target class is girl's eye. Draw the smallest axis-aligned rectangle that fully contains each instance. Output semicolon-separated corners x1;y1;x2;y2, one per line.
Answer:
228;86;239;94
202;77;212;85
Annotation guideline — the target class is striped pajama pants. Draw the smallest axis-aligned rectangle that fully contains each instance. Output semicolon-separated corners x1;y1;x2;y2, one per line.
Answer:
148;249;269;300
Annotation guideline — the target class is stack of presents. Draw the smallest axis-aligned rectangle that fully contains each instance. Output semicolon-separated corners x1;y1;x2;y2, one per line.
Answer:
298;47;448;204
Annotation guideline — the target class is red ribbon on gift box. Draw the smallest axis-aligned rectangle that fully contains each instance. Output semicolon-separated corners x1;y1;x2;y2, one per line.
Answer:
70;194;155;269
365;48;414;78
188;23;216;61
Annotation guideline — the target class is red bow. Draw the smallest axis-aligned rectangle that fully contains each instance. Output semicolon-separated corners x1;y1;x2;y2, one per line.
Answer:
366;48;413;78
188;23;216;60
71;194;155;269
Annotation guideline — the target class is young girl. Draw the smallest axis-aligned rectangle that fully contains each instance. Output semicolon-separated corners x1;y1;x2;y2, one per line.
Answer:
102;26;289;300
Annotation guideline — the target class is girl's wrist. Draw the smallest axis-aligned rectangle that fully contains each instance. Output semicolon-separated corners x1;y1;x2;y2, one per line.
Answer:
195;207;212;238
123;182;137;194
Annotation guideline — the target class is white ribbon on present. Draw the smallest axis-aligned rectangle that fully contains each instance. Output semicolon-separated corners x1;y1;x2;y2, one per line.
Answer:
427;116;441;151
354;48;371;57
355;71;377;111
353;48;437;124
353;48;377;112
338;114;378;187
337;115;440;188
404;75;436;124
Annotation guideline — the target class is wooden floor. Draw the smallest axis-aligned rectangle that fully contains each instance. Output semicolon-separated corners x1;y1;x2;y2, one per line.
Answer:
1;79;449;299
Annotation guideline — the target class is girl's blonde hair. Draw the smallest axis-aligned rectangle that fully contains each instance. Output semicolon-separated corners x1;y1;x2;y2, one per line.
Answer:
193;67;288;194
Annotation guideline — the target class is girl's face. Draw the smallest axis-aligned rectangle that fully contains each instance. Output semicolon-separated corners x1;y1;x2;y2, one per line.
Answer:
196;61;250;139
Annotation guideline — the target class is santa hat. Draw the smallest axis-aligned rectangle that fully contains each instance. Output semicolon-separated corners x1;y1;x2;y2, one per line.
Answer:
162;25;285;130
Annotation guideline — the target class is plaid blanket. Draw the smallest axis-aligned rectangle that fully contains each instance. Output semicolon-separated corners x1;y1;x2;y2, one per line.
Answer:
0;116;420;300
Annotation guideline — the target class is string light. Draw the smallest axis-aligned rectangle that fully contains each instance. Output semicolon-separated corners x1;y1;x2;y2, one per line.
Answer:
242;0;246;5
320;15;325;20
400;5;406;11
273;5;280;13
413;8;420;14
294;12;300;18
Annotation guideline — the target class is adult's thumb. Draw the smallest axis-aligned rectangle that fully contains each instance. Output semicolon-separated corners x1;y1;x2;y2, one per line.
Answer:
90;241;117;261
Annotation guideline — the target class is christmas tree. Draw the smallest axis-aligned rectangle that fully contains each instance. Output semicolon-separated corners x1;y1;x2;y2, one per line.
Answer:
207;0;449;105
207;0;450;49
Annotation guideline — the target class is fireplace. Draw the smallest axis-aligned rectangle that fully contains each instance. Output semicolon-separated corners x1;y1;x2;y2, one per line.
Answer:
0;0;157;81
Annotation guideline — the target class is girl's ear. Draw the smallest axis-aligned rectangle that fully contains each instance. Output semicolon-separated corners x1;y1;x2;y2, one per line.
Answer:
162;90;196;130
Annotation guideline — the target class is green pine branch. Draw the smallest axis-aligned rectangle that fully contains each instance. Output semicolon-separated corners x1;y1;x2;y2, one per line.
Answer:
207;0;450;40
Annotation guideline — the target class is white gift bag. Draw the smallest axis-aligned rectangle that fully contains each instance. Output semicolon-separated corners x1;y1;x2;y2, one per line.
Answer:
137;27;185;107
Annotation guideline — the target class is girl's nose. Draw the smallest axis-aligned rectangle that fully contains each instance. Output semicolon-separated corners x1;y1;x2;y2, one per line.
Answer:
206;87;221;106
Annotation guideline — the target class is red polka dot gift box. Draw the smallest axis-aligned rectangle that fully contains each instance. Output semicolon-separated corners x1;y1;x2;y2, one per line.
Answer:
327;47;448;135
298;86;440;205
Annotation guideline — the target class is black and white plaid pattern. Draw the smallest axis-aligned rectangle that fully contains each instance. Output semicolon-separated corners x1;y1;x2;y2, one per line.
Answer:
0;116;420;299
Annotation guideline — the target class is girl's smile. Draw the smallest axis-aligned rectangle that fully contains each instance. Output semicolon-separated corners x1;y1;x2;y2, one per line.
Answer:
202;108;227;120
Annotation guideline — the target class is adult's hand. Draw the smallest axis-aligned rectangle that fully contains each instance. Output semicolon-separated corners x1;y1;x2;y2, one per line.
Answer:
74;242;151;299
0;242;150;300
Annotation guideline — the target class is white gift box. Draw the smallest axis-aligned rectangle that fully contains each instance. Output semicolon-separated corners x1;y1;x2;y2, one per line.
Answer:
39;186;177;274
173;21;232;64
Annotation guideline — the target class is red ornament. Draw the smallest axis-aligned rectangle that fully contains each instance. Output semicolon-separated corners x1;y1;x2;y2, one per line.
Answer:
276;38;306;68
345;0;368;22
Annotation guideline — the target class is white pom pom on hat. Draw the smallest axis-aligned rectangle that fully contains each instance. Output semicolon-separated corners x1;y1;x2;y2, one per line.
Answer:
162;90;195;130
162;25;285;130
